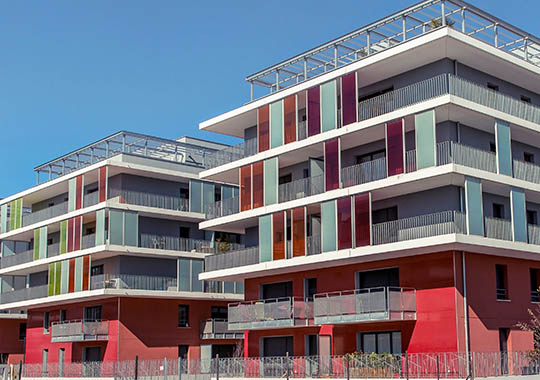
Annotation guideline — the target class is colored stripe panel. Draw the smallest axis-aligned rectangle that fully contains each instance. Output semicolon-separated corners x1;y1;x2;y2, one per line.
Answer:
68;178;76;212
109;210;124;245
415;110;437;169
341;72;357;126
354;193;371;247
465;177;484;236
495;120;512;176
123;211;138;246
511;187;527;242
252;161;264;209
60;220;68;254
82;255;90;291
33;229;41;261
98;166;108;203
60;261;69;294
74;217;82;251
321;80;337;132
75;175;84;209
272;212;286;260
240;166;252;211
68;259;76;293
189;180;202;213
0;204;7;233
284;95;297;144
307;86;321;137
95;209;106;245
38;226;48;260
325;139;340;191
67;218;75;252
321;200;337;253
74;257;83;292
264;158;278;206
386;119;404;176
259;215;272;263
9;199;22;230
270;100;284;148
54;262;62;295
292;207;305;257
48;264;55;296
258;105;270;153
337;197;352;250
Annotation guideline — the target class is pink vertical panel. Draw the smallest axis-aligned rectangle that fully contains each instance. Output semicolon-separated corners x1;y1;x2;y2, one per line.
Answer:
67;218;75;253
98;166;108;203
341;72;357;126
82;256;90;291
68;259;75;293
75;176;83;210
307;86;321;137
337;197;352;250
354;193;371;247
74;217;81;251
325;139;340;191
386;119;404;176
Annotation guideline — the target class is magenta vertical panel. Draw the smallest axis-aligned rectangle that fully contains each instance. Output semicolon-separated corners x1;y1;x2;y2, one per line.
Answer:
386;119;404;176
307;86;320;137
325;139;340;191
341;72;356;126
354;193;370;247
337;197;352;250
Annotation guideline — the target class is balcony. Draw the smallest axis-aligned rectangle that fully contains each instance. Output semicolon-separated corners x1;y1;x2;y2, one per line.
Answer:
50;320;108;343
484;217;512;241
139;233;244;254
313;287;416;325
114;190;190;212
0;284;48;305
200;319;244;339
90;274;178;291
228;297;313;330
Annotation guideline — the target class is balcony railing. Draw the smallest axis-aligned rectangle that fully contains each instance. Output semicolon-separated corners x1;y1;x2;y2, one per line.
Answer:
341;157;387;188
204;247;259;272
278;175;324;203
484;216;512;241
313;287;416;325
139;233;244;254
50;320;108;343
228;297;313;330
306;235;321;256
529;224;540;246
513;159;540;184
372;210;466;245
0;284;48;305
90;274;178;291
206;196;240;219
114;190;189;212
200;319;244;339
436;140;497;173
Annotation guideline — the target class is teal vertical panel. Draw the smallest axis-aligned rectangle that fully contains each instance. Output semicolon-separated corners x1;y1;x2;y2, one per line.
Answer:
178;258;191;291
39;226;48;259
202;182;215;214
321;80;337;132
322;200;337;252
270;100;283;148
109;210;124;245
60;261;69;294
511;187;527;242
1;241;15;257
264;158;278;206
205;231;215;248
222;185;233;200
191;259;203;292
123;211;138;246
495;120;512;176
465;177;484;236
233;187;239;198
259;215;272;262
95;209;106;245
0;204;7;234
74;257;83;292
68;178;76;212
189;180;202;213
415;110;436;169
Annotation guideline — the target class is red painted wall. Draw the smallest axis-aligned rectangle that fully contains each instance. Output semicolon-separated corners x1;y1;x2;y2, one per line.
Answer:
0;317;25;364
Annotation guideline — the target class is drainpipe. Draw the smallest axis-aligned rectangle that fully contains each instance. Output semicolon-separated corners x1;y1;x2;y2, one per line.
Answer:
462;252;471;376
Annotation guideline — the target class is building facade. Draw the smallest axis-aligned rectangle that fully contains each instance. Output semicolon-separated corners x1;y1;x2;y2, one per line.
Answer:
198;0;540;358
0;132;244;365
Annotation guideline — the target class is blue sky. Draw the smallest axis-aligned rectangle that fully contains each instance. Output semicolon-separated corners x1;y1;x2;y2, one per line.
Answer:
0;0;538;196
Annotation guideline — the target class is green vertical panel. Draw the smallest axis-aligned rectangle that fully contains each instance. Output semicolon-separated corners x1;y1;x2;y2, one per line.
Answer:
39;226;48;259
74;257;83;292
189;180;202;213
60;220;68;254
270;100;284;148
178;258;191;291
0;204;7;233
60;260;69;294
48;264;55;296
9;201;16;231
54;262;62;295
321;200;337;252
95;209;106;245
123;211;138;246
264;158;278;206
191;259;203;292
33;229;41;261
321;80;337;132
511;187;527;243
465;177;484;236
495;120;512;176
415;110;436;169
259;215;272;262
68;178;76;212
109;209;124;245
202;182;215;215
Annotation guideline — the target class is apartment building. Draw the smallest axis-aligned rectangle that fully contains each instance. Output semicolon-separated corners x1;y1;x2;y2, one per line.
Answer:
197;0;540;359
0;132;245;365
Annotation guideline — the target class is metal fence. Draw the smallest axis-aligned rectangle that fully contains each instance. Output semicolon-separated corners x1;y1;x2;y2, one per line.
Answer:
200;319;244;339
484;216;513;241
205;196;240;219
341;157;387;188
278;175;324;203
0;284;48;305
529;224;540;246
204;247;259;272
18;350;540;378
50;320;109;342
514;159;540;184
139;234;243;254
90;274;178;292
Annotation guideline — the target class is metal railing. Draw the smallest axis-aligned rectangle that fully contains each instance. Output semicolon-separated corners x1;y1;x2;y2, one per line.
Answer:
200;319;244;339
228;296;313;330
314;287;416;324
22;202;68;228
205;138;257;169
529;224;540;245
514;159;540;184
204;247;259;272
437;140;497;173
484;216;513;241
115;190;190;212
206;196;240;219
278;175;324;203
50;320;109;342
341;157;387;188
90;274;178;291
0;284;48;305
306;235;321;256
372;210;466;245
139;233;243;254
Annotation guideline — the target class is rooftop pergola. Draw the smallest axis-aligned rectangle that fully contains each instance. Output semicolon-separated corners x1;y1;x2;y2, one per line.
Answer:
246;0;540;100
34;131;219;184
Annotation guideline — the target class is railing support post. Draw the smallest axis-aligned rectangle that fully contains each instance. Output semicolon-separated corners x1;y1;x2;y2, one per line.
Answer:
406;351;409;380
164;357;168;380
346;355;350;380
436;354;440;380
135;355;139;380
286;352;290;380
19;360;23;380
216;354;219;380
178;357;182;380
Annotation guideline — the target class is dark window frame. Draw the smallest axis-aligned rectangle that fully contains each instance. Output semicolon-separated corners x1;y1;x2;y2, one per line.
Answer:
178;305;190;327
496;264;509;300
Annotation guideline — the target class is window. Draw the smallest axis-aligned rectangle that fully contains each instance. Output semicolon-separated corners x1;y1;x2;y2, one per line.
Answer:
84;305;102;322
493;204;505;219
372;206;398;224
86;227;96;235
44;312;50;334
214;190;221;202
528;210;538;226
178;305;189;327
210;306;228;320
47;238;53;245
278;174;292;185
524;152;535;163
357;268;399;289
0;354;7;365
358;331;401;354
179;188;189;199
19;323;26;340
531;269;540;302
490;142;497;153
303;169;309;178
487;83;499;91
179;227;190;239
305;278;317;301
356;149;386;165
48;202;55;207
86;187;98;194
178;345;188;359
358;87;394;102
499;328;509;374
262;281;293;300
521;95;532;103
60;310;66;323
91;265;104;276
496;264;509;300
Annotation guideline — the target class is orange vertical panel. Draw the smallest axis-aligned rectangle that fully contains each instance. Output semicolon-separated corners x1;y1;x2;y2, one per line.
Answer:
272;212;286;260
75;175;83;210
252;162;264;209
284;95;297;144
240;166;252;211
98;166;108;202
74;217;81;251
67;218;75;253
258;105;270;152
292;207;305;257
82;256;90;291
68;259;75;293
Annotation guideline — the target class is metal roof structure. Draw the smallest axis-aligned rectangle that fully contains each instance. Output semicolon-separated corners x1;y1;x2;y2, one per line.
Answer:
246;0;540;100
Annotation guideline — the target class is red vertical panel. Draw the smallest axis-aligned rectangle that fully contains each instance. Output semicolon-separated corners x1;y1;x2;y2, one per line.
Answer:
82;256;90;291
292;207;305;257
74;217;81;251
355;193;371;247
98;166;108;202
240;166;252;211
68;259;75;293
258;105;270;152
75;175;83;210
387;119;404;176
308;86;321;137
325;139;340;191
252;162;264;209
284;95;297;144
67;218;75;253
341;72;357;126
272;212;285;261
337;197;352;250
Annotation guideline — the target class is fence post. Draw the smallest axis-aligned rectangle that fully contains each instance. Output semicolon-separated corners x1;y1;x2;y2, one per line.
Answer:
19;360;23;380
286;352;290;380
436;354;439;380
164;358;168;380
346;355;350;380
216;354;219;380
135;356;139;380
406;351;409;380
178;357;182;380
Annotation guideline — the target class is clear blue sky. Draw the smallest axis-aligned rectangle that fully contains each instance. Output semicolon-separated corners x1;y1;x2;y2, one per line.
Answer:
0;0;538;196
